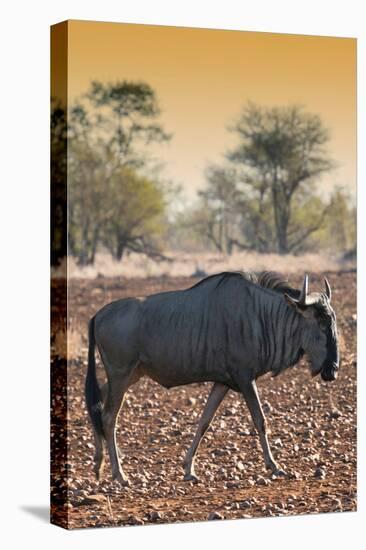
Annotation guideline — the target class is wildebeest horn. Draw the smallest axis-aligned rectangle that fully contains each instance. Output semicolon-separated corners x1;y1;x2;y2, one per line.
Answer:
324;277;332;301
299;274;308;305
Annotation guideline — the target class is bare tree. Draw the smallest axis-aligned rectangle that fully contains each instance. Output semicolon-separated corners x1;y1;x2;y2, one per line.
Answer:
198;166;241;255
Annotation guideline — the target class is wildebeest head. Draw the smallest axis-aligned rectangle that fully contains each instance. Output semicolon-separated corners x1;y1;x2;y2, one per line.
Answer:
284;275;340;381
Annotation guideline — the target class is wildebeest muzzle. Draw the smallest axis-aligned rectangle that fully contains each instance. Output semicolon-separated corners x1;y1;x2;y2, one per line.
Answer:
321;361;339;381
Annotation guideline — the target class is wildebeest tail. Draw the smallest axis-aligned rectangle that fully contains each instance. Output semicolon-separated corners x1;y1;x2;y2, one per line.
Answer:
85;316;104;438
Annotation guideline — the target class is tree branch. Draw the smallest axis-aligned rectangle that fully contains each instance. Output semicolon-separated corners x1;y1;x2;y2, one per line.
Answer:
288;204;331;252
228;238;256;252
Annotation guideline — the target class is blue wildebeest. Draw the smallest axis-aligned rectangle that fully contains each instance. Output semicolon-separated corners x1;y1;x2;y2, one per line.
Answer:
85;271;339;486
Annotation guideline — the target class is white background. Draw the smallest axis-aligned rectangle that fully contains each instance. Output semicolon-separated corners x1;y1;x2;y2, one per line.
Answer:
0;1;364;548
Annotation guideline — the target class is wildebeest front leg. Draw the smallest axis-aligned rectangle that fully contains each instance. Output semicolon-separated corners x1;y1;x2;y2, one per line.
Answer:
241;380;286;476
183;382;229;482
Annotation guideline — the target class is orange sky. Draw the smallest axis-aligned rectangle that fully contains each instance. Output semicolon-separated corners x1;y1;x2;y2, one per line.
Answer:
65;20;356;201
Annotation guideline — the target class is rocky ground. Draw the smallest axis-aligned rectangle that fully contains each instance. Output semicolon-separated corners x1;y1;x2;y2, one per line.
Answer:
51;271;357;529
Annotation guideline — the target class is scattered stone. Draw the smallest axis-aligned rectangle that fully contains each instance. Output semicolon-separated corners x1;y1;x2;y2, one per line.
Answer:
240;499;252;509
330;408;342;419
331;499;342;510
226;481;241;489
208;511;223;520
309;453;320;462
256;476;270;486
149;510;163;521
224;407;237;416
314;467;326;479
262;401;272;414
128;515;144;526
72;494;105;506
186;397;197;406
214;449;227;457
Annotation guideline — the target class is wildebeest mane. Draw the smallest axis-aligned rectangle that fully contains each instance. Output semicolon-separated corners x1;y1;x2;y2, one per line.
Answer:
257;271;301;299
188;270;300;298
187;270;256;290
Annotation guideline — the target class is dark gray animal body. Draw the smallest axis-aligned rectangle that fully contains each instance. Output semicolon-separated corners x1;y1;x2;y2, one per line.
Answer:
86;271;339;486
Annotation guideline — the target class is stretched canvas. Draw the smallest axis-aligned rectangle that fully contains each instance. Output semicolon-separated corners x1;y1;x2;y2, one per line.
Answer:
51;20;357;529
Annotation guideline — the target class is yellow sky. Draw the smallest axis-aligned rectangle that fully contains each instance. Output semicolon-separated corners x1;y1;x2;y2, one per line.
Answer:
64;20;356;201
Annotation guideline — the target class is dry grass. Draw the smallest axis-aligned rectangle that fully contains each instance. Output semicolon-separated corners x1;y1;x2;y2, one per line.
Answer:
52;250;355;279
52;324;83;360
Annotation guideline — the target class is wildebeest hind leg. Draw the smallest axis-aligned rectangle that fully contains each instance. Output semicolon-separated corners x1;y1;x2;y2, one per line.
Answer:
183;382;229;482
102;366;138;487
240;379;286;476
92;382;108;480
92;425;105;481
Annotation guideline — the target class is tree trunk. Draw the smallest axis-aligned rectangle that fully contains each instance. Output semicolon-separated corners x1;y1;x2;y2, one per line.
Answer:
272;183;290;255
77;220;91;265
115;239;125;261
89;226;99;265
218;208;223;252
276;217;289;254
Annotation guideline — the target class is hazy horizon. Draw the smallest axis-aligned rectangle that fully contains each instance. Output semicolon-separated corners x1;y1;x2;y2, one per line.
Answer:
65;20;356;201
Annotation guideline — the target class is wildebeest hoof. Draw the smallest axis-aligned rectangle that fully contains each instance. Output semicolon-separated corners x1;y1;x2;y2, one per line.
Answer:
120;478;130;487
272;468;287;478
184;473;199;483
114;474;130;487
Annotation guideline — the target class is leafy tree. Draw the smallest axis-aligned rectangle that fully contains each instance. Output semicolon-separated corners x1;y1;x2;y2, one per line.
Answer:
227;103;333;254
100;167;165;261
312;187;356;255
86;80;171;167
67;80;170;265
287;193;331;253
234;192;275;253
68;141;106;265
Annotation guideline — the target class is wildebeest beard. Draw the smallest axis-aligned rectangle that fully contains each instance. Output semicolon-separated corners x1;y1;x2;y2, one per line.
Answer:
311;303;339;381
320;325;339;381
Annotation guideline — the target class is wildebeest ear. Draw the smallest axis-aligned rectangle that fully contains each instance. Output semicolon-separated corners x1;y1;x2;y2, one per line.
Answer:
284;293;309;316
284;293;299;309
284;293;316;319
324;277;332;301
